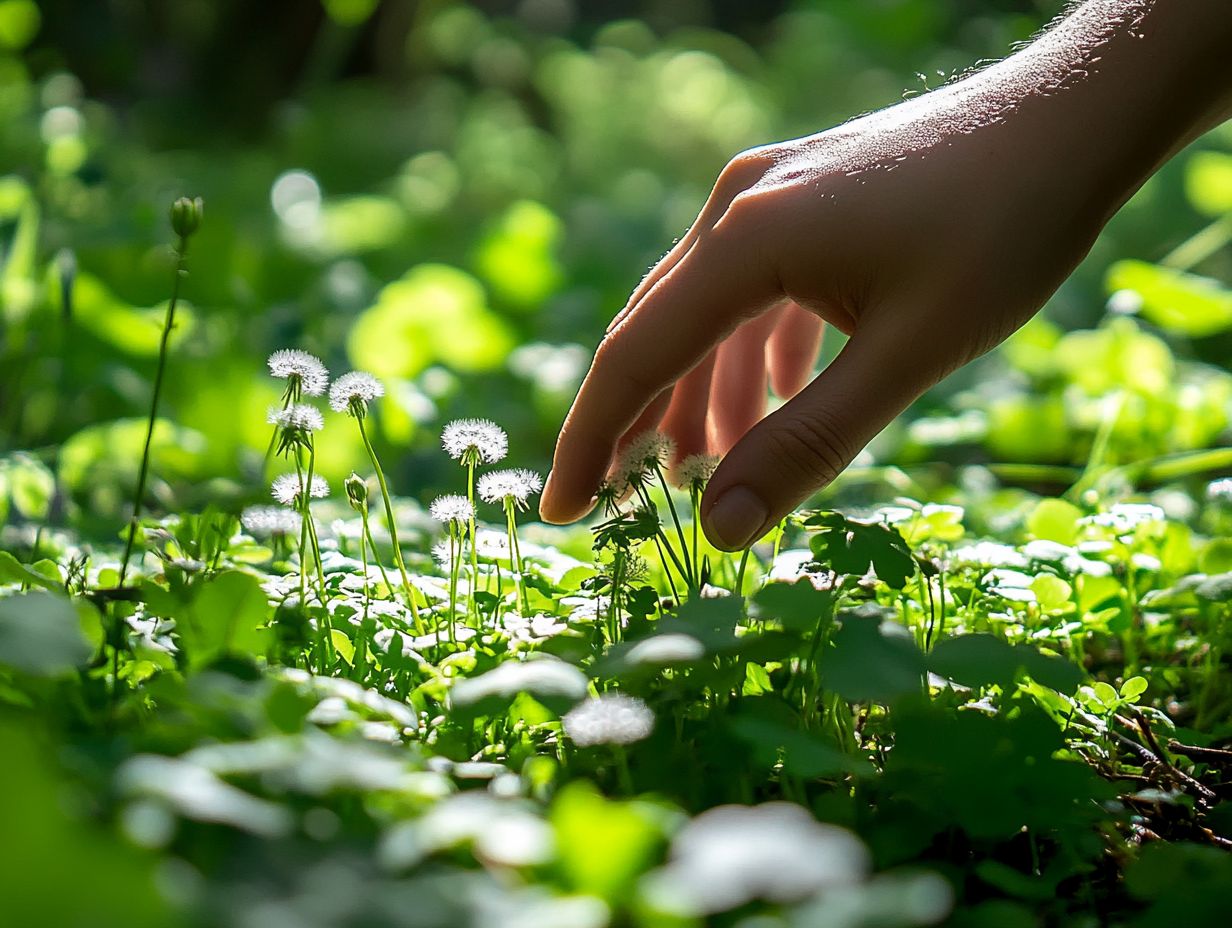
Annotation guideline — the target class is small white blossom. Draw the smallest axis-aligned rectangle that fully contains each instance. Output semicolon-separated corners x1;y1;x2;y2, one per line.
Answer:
644;803;869;916
617;431;675;485
429;494;474;524
241;505;302;537
271;473;329;505
478;468;543;508
671;453;719;490
329;371;385;414
952;541;1029;569
562;693;654;747
266;403;324;432
442;419;507;464
267;349;329;396
1207;478;1232;505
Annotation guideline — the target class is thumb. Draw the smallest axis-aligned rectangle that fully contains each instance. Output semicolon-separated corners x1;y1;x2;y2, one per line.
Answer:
699;320;941;551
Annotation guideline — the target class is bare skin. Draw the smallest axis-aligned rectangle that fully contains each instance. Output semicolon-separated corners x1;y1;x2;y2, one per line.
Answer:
540;0;1232;550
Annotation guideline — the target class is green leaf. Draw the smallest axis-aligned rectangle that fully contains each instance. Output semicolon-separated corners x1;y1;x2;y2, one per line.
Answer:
0;591;93;675
178;570;269;667
929;634;1021;689
0;550;60;591
729;708;871;778
1120;676;1148;701
807;511;916;589
1027;498;1083;545
823;609;925;703
551;782;667;902
1185;151;1232;216
1107;259;1232;338
752;580;834;633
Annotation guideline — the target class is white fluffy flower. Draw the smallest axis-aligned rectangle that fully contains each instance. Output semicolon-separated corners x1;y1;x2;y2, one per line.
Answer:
266;403;324;432
271;473;329;505
429;494;475;524
240;505;302;537
267;349;329;396
672;453;719;490
478;468;543;508
644;803;869;916
329;371;385;414
562;693;654;747
618;431;675;484
442;419;507;464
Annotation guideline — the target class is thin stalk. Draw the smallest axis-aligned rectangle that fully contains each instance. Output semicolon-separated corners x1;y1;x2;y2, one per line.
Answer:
505;500;529;615
654;465;694;589
355;415;423;632
735;547;752;598
690;487;701;588
360;508;395;600
633;482;689;590
466;456;479;622
447;524;460;645
119;238;188;584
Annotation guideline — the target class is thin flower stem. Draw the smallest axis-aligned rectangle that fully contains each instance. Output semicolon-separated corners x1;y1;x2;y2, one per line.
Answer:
302;443;335;670
691;487;701;587
633;482;688;592
355;416;423;633
466;457;479;622
735;547;752;598
360;509;395;601
119;239;188;585
293;454;309;604
447;524;460;645
359;514;371;621
655;465;695;590
505;500;529;615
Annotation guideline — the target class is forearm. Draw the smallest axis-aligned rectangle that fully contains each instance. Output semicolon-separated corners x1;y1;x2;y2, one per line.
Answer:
976;0;1232;228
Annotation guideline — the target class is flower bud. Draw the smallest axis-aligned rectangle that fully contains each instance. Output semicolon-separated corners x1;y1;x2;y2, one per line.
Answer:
345;472;369;511
170;196;204;240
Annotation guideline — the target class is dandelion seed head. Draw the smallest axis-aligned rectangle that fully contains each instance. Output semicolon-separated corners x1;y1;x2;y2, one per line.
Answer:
617;431;675;485
562;693;654;746
266;403;324;432
429;494;475;524
267;349;329;396
241;505;302;537
329;370;385;415
672;453;719;490
271;473;330;505
442;418;508;464
478;468;543;507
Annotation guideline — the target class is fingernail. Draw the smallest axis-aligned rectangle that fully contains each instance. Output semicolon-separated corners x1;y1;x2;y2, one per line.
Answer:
708;485;768;550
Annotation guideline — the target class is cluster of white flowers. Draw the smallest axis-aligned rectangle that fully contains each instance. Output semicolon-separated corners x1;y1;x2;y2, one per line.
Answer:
429;494;475;525
329;371;384;415
1083;503;1166;534
267;349;329;396
442;418;508;464
671;453;719;490
561;692;654;746
266;403;324;432
499;612;567;646
271;473;330;506
240;505;302;538
477;468;543;508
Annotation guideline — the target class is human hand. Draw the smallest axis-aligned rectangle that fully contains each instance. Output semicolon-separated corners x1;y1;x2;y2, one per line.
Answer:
539;0;1232;550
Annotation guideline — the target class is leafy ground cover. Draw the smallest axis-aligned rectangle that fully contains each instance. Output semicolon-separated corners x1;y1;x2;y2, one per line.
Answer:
5;2;1232;925
4;204;1232;928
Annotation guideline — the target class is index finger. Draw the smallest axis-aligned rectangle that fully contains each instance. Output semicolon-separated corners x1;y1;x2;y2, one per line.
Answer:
540;231;779;523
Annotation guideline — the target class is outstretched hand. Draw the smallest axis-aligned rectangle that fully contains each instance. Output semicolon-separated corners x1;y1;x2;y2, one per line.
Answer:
539;0;1232;549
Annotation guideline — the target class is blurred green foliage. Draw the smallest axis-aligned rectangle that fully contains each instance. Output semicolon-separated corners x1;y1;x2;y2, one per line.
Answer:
3;0;1231;536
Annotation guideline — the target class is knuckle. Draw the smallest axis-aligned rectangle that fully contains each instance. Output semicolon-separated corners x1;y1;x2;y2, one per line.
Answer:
762;411;855;489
